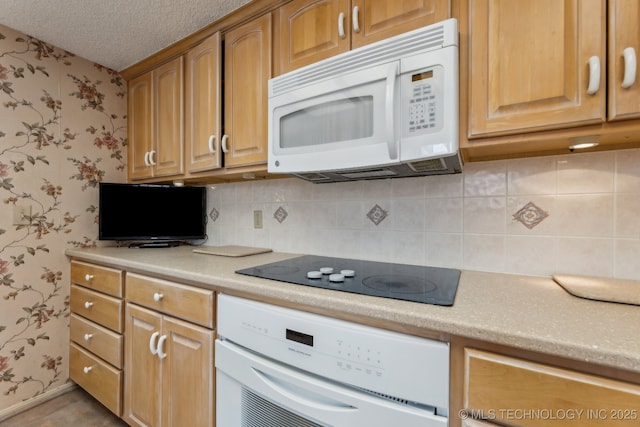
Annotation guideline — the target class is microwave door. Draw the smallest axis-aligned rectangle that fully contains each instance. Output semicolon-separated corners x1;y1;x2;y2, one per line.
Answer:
269;62;400;174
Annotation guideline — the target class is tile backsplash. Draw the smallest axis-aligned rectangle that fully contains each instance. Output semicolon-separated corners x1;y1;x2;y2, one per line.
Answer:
207;149;640;280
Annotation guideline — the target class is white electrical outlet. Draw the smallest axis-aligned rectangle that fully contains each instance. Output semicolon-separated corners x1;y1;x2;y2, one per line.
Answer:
13;204;31;226
253;210;263;229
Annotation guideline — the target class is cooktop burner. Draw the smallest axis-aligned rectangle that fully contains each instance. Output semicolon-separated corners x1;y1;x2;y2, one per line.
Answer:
236;255;461;306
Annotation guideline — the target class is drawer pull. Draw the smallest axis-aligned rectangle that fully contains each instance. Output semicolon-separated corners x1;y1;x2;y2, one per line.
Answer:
153;292;164;302
84;273;94;281
157;335;168;359
83;333;93;341
84;301;94;309
149;331;160;355
83;366;93;374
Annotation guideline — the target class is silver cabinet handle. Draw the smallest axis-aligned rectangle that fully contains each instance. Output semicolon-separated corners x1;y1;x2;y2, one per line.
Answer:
84;273;94;281
83;366;93;374
208;135;216;154
153;292;164;302
144;151;151;166
148;150;157;165
83;333;93;341
84;301;94;309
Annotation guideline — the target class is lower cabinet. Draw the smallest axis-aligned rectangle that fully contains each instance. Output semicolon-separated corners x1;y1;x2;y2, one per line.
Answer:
123;275;215;427
462;348;640;427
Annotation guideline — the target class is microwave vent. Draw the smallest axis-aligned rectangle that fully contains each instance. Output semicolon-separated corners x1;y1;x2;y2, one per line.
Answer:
408;158;447;173
340;169;398;179
294;172;332;182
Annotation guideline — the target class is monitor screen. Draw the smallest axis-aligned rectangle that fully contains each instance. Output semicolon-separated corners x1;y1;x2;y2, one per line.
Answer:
99;183;207;242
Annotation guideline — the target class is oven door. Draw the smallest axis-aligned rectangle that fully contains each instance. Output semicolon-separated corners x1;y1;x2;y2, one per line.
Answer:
216;339;447;427
268;61;401;175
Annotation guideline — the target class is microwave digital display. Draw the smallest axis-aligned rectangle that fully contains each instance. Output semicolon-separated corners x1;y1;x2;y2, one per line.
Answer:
412;70;434;82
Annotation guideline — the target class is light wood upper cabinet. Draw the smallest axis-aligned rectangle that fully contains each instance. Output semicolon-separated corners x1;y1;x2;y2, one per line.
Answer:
127;57;184;181
467;0;606;138
277;0;350;73
277;0;448;74
223;13;272;168
608;0;640;121
127;73;152;180
351;0;449;49
185;32;222;173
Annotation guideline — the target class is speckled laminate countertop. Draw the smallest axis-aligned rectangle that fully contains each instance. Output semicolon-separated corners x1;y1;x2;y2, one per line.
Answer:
65;246;640;374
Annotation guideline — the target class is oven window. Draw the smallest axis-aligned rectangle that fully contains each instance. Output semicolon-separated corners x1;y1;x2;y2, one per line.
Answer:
279;96;374;148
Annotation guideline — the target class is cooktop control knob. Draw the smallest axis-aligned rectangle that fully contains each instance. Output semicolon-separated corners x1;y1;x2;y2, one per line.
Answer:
329;273;345;282
340;269;355;277
307;271;322;279
320;267;334;274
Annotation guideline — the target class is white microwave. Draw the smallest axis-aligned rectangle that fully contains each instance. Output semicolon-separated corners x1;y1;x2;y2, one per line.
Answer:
268;18;461;183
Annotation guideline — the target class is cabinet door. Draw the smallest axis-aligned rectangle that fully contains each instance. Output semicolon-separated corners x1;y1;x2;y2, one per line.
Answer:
161;316;214;427
224;13;272;168
351;0;449;49
124;304;162;427
608;0;640;120
128;72;153;180
468;0;606;138
277;0;350;74
153;57;184;177
185;32;222;173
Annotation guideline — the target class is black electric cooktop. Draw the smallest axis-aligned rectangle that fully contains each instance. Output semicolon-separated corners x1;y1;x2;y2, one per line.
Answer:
236;255;461;306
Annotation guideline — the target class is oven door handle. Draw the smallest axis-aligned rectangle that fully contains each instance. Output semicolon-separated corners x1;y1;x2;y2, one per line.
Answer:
252;367;357;413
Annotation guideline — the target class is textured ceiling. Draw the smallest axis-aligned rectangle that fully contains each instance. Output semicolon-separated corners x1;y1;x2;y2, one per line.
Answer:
0;0;251;71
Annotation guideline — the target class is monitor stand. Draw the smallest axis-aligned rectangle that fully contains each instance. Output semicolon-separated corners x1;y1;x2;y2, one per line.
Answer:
129;241;181;248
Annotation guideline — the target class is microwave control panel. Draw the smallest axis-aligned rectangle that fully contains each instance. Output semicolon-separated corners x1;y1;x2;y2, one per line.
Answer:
402;65;444;137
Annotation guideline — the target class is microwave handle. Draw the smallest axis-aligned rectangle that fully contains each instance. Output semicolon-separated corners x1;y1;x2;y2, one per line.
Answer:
385;63;399;160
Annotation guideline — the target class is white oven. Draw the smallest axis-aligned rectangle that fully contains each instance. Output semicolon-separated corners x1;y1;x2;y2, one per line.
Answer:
216;294;449;427
268;18;460;183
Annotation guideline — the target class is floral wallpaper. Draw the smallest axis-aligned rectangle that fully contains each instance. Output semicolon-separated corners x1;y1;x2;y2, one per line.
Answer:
0;24;126;412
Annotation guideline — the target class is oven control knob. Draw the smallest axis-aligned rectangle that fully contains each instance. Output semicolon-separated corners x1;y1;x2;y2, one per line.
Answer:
340;269;355;277
307;271;322;279
320;267;334;274
329;273;345;282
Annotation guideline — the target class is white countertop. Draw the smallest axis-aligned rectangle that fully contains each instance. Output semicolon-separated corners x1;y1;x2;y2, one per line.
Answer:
65;245;640;374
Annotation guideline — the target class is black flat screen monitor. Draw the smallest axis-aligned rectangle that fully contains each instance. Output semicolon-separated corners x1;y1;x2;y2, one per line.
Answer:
99;183;207;244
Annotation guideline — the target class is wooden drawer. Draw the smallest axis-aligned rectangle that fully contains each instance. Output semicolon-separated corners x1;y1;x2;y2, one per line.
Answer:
464;348;640;427
70;314;123;368
71;261;123;298
126;273;214;328
70;342;122;416
71;285;123;333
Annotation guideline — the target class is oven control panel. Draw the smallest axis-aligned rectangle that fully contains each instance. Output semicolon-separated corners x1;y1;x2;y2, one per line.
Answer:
218;294;450;410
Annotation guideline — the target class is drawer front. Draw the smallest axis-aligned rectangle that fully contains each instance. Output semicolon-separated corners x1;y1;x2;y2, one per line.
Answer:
126;273;214;328
70;342;122;416
70;314;123;368
71;261;123;298
71;285;123;333
464;348;640;427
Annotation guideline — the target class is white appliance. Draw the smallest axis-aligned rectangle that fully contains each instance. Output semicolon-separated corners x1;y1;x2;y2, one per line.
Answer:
268;18;460;183
216;294;449;427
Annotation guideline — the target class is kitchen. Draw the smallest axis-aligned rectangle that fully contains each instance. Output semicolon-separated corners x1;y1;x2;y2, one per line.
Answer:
1;0;640;426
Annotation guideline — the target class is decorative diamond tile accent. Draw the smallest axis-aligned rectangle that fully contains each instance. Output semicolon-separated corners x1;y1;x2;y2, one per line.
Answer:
274;206;288;223
367;204;388;226
513;202;549;229
209;207;219;222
